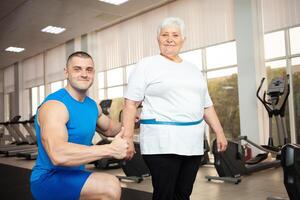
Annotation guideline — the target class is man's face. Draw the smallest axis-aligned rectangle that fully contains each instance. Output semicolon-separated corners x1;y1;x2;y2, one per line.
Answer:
158;26;184;57
65;56;95;92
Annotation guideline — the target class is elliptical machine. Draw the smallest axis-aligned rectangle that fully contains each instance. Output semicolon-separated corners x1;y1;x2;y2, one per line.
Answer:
257;75;290;150
206;75;290;184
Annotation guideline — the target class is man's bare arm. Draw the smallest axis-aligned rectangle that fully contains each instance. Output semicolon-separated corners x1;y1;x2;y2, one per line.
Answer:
96;105;122;137
39;100;128;167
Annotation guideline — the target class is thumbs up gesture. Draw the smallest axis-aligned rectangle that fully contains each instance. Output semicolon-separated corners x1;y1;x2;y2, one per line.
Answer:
110;127;128;159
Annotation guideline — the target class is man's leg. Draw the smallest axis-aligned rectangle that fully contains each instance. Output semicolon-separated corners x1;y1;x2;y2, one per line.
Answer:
143;154;182;200
174;155;202;200
80;172;121;200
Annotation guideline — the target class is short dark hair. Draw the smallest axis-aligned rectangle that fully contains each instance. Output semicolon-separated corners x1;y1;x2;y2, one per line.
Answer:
66;51;93;67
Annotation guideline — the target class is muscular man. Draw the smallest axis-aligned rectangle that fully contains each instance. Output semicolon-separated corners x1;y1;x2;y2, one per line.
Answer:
30;51;128;200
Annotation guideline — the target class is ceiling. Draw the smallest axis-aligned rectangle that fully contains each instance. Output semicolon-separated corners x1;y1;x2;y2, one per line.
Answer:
0;0;175;69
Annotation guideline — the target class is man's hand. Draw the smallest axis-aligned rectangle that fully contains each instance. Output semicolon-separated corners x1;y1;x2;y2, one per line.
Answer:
216;133;228;152
110;127;128;159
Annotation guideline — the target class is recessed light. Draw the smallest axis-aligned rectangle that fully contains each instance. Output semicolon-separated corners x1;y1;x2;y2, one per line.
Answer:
98;0;128;5
5;47;25;53
41;26;66;34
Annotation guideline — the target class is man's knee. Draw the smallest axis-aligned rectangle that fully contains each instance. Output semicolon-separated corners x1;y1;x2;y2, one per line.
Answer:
81;173;121;200
102;175;121;200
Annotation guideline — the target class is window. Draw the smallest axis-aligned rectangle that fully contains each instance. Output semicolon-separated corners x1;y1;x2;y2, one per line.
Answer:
107;68;123;87
290;27;300;55
39;85;45;103
264;31;286;60
292;57;300;143
4;94;10;121
98;72;105;100
180;49;202;70
207;67;240;141
31;87;38;115
50;81;63;93
107;86;123;99
98;72;105;88
206;41;237;69
31;85;45;116
207;67;237;79
265;60;287;82
98;89;105;101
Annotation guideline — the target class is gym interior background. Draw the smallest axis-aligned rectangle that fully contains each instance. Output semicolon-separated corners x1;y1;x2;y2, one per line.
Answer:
0;0;299;199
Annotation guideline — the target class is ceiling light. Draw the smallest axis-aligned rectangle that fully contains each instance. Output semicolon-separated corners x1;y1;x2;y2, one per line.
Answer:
5;47;25;53
98;0;129;5
41;26;66;34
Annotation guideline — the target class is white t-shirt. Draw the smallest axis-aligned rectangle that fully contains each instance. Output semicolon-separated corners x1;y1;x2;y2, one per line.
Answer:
124;55;213;155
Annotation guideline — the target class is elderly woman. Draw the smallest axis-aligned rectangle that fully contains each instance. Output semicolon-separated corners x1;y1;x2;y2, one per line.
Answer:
123;17;227;200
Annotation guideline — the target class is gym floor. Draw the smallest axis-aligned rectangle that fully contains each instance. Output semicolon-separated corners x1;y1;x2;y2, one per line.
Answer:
0;155;288;200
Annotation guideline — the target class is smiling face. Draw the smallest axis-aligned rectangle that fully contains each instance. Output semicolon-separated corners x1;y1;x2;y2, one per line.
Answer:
158;26;185;57
65;56;95;93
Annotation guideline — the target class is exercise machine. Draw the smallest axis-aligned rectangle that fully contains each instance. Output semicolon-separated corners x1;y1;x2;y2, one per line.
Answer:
117;104;150;183
117;142;150;183
206;75;290;184
0;116;37;157
205;138;281;184
281;144;300;199
93;99;123;169
267;144;300;200
0;116;36;155
257;75;290;150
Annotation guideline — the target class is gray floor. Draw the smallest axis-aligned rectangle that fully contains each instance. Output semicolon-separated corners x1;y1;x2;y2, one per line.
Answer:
0;155;289;200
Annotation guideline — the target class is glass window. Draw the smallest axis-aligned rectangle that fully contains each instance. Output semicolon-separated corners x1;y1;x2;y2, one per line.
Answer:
98;72;105;88
50;81;63;93
206;41;237;69
264;31;286;60
126;64;136;83
290;27;300;55
292;57;300;143
265;60;287;81
207;67;240;141
180;49;202;70
39;85;45;104
31;87;38;115
98;89;105;101
4;94;10;121
107;86;123;99
107;68;123;87
207;67;237;79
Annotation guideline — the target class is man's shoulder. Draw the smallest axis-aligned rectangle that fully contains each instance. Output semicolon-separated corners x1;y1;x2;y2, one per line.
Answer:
40;99;68;112
46;88;67;101
38;89;68;113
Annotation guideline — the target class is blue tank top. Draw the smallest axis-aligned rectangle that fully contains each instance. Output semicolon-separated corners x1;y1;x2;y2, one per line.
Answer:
31;88;99;182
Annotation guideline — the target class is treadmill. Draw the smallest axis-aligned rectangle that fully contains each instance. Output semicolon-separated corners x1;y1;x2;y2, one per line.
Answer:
17;116;39;160
0;116;37;156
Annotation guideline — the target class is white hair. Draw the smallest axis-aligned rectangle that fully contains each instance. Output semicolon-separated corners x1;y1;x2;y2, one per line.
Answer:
157;17;185;39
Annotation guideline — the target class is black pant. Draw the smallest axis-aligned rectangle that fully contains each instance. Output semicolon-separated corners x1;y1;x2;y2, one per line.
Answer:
143;154;202;200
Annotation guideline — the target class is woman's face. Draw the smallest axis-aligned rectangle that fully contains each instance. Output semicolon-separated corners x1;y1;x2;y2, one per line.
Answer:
158;26;184;57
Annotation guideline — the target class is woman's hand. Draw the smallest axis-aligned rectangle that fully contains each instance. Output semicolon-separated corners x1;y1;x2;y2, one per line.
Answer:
125;139;136;160
216;133;228;152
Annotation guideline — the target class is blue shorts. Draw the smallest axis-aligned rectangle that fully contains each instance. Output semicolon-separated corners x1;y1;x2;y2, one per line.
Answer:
30;169;92;200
